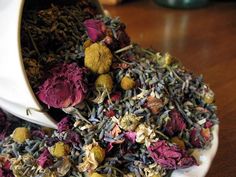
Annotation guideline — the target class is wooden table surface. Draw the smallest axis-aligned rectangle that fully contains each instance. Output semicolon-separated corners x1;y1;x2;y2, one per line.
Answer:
105;1;236;177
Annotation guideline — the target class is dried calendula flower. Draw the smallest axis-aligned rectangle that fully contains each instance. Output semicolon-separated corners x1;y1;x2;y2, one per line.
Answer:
203;89;215;104
85;43;112;74
95;74;113;92
120;76;136;90
119;113;141;131
50;142;70;158
146;96;163;114
171;137;185;149
163;53;172;66
12;127;30;144
89;172;106;177
90;145;105;164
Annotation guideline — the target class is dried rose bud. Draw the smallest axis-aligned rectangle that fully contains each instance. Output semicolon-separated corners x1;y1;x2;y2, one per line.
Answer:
165;109;186;136
50;142;70;158
146;96;163;114
38;63;87;108
95;74;113;92
12;127;30;144
83;19;106;42
119;114;141;131
120;76;136;90
85;43;113;74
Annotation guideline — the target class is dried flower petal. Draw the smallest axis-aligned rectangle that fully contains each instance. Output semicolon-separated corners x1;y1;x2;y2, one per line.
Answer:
78;142;105;172
85;43;113;74
37;148;53;168
12;127;30;144
56;157;71;176
146;96;163;114
57;117;71;133
84;19;106;42
143;163;163;177
109;124;122;137
148;140;197;169
124;131;136;144
135;124;156;146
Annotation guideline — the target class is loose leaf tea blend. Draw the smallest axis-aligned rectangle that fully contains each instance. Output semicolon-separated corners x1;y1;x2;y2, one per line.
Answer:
0;1;218;177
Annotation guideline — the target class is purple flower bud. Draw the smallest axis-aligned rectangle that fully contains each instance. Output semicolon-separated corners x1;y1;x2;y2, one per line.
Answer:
148;140;197;169
84;19;106;42
38;63;87;108
165;109;186;136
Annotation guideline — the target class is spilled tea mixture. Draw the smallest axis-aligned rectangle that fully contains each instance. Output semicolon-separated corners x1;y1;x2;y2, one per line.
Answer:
0;1;218;177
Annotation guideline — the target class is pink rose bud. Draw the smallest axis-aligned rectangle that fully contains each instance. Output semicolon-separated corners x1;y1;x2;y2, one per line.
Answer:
84;19;106;42
38;63;87;108
165;109;186;136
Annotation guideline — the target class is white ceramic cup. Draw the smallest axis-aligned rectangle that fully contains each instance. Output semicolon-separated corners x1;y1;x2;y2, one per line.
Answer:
0;0;103;129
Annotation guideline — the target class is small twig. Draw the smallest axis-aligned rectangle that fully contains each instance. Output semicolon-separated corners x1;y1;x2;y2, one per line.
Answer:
115;44;133;54
26;27;40;56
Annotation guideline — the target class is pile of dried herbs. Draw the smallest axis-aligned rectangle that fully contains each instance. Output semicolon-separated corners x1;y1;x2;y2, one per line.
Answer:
0;1;218;177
